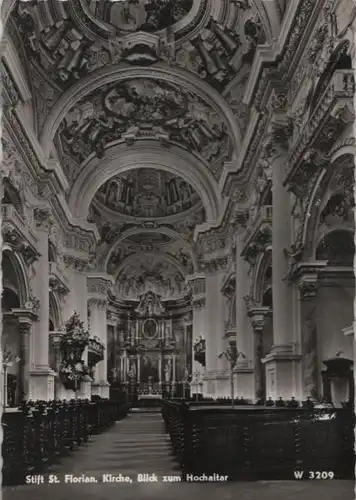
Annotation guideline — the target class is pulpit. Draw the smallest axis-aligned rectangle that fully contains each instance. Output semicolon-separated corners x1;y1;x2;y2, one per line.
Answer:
322;357;354;407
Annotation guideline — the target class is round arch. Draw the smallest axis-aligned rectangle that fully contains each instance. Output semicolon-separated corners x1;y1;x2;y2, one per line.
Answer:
114;251;187;282
1;248;30;307
49;291;62;330
69;142;222;221
105;226;198;271
39;64;241;159
252;247;272;306
302;151;354;258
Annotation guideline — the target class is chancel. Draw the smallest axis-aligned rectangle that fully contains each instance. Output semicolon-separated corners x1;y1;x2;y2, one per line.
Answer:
1;0;355;497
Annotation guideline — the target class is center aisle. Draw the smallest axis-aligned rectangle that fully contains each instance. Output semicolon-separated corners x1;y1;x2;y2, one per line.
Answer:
3;410;353;500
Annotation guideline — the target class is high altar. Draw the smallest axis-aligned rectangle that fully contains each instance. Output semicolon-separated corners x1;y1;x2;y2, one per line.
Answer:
107;291;192;400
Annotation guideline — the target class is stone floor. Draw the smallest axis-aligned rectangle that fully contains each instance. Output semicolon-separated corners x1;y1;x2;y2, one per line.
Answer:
3;411;354;500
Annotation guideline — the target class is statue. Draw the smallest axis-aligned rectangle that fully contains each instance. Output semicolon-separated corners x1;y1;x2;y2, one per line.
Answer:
164;358;172;382
182;366;190;382
127;358;136;379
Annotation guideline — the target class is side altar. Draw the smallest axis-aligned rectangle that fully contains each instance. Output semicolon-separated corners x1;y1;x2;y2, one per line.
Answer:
108;291;192;401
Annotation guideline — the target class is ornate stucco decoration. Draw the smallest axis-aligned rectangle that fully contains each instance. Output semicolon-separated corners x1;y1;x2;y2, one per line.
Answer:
250;0;317;110
1;62;21;108
57;77;232;179
113;254;188;300
14;0;263;95
1;222;39;266
241;226;272;270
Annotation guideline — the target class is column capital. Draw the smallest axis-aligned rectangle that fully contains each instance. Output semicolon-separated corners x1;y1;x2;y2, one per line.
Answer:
88;297;107;310
34;207;54;230
192;296;206;309
11;308;37;329
263;113;292;163
87;274;113;296
186;273;206;293
291;261;328;299
63;254;88;272
248;307;271;332
200;255;229;274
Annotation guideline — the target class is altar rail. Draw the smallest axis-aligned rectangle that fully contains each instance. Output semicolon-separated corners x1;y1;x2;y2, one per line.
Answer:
161;400;354;481
2;399;131;486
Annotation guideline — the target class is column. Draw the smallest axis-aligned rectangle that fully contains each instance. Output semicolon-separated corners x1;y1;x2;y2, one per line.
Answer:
187;275;206;395
204;267;228;397
158;355;162;386
171;353;177;397
87;274;112;399
271;153;292;347
234;232;255;399
88;298;107;397
137;354;140;384
262;140;300;399
293;263;326;400
29;208;55;401
12;310;36;402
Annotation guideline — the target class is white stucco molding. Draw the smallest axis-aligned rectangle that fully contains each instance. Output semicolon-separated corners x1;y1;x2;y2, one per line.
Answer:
39;63;241;160
68;142;223;222
244;0;305;106
104;226;198;272
2;33;32;103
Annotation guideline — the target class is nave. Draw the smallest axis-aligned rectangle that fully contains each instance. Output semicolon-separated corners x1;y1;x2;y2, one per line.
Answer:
3;410;353;500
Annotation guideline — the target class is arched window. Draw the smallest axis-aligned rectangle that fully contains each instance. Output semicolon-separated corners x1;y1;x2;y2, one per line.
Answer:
1;288;20;312
316;230;354;266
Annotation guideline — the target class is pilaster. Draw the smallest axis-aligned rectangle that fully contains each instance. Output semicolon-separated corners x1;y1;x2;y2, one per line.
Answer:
30;208;55;400
234;232;254;398
187;274;206;377
203;264;229;397
292;261;327;400
87;274;113;398
261;114;300;399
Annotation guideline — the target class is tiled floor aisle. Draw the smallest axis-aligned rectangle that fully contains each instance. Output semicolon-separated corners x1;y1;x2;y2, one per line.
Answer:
3;411;354;500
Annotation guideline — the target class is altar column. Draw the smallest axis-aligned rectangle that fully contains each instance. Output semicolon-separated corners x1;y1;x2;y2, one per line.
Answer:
87;274;113;399
29;208;55;401
12;309;37;402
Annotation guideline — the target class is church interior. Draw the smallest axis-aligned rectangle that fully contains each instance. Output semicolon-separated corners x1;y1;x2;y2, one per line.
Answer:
1;0;355;498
